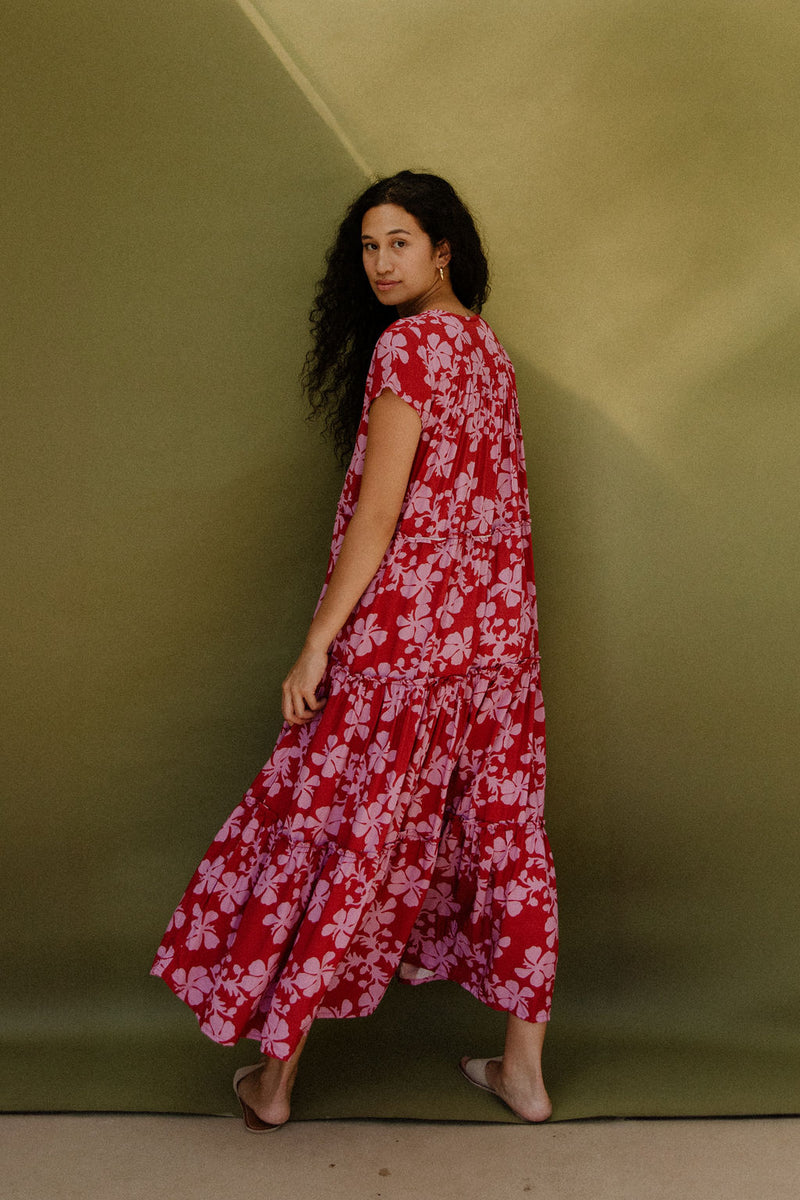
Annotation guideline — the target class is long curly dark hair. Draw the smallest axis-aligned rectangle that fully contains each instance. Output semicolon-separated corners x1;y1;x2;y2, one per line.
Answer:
302;170;490;463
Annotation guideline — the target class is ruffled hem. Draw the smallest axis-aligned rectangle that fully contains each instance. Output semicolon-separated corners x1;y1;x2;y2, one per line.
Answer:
151;654;555;1059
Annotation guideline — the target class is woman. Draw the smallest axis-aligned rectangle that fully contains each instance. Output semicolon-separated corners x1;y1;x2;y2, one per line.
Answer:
151;170;558;1128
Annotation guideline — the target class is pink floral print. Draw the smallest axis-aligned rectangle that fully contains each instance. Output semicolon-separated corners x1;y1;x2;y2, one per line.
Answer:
151;311;558;1059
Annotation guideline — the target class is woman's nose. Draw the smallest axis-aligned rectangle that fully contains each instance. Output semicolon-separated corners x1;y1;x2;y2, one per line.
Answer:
376;247;392;274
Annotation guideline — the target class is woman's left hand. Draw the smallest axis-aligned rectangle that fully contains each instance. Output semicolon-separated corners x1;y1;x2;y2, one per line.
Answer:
281;643;329;726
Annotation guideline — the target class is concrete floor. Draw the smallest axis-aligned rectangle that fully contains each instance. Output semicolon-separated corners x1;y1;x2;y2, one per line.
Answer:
3;1115;799;1200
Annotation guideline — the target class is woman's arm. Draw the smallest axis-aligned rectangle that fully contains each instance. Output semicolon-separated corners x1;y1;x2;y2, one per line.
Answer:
281;390;422;725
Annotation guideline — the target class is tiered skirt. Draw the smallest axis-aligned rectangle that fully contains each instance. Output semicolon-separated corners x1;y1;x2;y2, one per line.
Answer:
151;654;557;1060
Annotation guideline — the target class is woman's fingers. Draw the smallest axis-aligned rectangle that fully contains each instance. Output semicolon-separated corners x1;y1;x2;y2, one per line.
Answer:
290;691;324;724
281;681;328;726
286;697;327;725
281;645;330;725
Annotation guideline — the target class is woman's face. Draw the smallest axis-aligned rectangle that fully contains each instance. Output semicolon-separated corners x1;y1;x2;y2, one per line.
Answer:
361;204;448;315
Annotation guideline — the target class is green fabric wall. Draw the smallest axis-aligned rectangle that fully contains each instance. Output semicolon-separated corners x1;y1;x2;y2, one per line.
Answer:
1;0;358;1109
2;0;798;1118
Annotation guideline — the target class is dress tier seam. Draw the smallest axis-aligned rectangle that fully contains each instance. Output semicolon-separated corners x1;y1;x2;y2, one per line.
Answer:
391;523;533;545
328;653;541;686
247;808;549;858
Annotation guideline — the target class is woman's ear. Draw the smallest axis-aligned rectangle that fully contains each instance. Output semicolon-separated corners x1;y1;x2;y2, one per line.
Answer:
435;240;452;269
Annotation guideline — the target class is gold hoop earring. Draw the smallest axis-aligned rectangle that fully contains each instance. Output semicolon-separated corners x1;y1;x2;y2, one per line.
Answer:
438;267;444;282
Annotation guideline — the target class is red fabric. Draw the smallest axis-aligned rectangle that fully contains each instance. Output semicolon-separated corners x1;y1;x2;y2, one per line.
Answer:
151;311;558;1059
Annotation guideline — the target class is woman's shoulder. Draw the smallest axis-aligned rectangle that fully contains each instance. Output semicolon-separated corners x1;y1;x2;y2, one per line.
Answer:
375;312;513;379
381;309;487;343
406;310;512;367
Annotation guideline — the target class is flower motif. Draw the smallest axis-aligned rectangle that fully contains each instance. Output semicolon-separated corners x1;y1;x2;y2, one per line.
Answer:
514;947;558;988
350;798;390;846
304;877;332;924
201;1011;237;1044
386;863;429;906
262;1014;292;1060
441;627;474;665
262;900;298;944
195;856;225;894
240;959;272;995
186;904;220;951
217;869;252;913
172;965;213;1007
321;904;362;949
293;952;338;996
403;484;435;520
376;329;409;367
396;610;434;643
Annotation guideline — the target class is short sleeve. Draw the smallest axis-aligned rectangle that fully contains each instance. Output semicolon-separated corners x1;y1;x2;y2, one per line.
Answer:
366;319;433;423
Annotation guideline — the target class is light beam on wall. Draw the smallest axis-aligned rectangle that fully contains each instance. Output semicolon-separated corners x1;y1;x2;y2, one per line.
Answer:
234;0;373;179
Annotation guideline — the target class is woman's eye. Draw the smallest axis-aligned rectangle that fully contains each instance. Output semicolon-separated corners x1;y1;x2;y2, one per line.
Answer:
393;240;406;248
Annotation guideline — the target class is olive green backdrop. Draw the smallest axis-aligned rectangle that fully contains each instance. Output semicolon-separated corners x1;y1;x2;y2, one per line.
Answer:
2;0;798;1120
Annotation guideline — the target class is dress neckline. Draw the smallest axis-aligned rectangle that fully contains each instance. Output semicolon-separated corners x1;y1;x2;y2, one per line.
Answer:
418;308;481;322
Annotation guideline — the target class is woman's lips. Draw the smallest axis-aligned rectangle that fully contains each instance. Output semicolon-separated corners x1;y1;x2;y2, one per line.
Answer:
376;281;399;290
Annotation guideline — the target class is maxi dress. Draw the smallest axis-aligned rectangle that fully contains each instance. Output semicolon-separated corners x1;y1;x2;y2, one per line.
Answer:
151;309;558;1060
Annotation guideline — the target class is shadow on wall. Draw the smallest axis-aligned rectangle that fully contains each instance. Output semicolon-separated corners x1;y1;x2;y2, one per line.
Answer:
512;337;799;1042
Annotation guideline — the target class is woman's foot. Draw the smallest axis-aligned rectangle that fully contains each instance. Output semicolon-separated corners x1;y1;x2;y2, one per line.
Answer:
234;1037;307;1131
459;1055;552;1123
234;1061;290;1130
484;1056;552;1122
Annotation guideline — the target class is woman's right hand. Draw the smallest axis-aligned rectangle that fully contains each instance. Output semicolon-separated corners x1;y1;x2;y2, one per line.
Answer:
281;642;329;726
